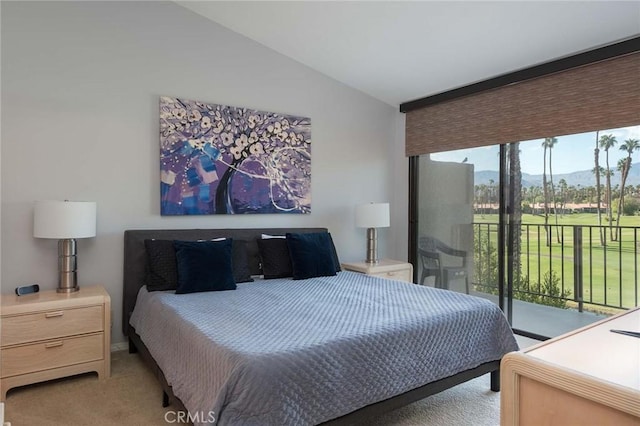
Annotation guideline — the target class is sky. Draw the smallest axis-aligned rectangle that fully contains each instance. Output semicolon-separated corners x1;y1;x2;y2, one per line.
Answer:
431;125;640;175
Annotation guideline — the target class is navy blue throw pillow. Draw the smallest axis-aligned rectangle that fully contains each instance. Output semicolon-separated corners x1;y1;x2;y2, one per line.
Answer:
327;233;342;272
286;232;338;280
173;239;236;294
231;240;254;284
145;239;178;291
146;239;252;291
257;238;293;279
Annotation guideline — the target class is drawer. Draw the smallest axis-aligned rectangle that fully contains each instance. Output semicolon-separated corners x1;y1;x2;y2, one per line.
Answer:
1;305;103;346
371;269;412;282
1;333;104;378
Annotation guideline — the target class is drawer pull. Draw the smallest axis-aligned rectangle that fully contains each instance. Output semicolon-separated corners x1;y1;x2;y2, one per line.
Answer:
45;311;64;318
45;341;64;349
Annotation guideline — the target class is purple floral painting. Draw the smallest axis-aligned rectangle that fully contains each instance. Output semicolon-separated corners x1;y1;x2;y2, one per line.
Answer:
159;97;311;215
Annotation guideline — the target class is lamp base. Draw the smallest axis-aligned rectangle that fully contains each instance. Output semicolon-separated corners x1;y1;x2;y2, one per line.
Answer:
58;239;80;293
365;227;379;264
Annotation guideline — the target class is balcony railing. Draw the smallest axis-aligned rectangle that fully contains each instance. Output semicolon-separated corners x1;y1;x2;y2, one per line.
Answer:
472;222;639;312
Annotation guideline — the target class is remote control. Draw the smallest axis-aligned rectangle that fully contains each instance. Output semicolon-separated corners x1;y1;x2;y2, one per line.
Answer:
15;284;39;296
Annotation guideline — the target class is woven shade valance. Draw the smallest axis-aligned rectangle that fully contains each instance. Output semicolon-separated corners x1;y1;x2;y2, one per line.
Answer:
405;52;640;157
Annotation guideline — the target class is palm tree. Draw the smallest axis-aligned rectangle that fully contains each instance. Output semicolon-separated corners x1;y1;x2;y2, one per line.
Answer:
531;185;541;214
509;143;522;281
488;179;495;210
569;184;577;205
593;130;604;245
542;139;550;245
478;184;487;216
599;134;617;240
615;138;640;231
558;179;568;215
547;137;560;242
542;137;558;244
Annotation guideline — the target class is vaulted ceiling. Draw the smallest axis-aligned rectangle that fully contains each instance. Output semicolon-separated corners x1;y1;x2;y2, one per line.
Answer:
178;1;640;108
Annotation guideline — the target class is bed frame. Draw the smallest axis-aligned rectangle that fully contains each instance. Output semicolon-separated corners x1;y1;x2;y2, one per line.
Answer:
123;228;501;425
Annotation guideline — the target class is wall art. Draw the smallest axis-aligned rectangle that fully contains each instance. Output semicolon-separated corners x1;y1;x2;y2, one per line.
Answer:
159;96;311;215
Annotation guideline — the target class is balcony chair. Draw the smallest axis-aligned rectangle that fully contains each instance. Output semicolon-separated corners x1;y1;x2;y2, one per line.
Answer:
418;236;469;293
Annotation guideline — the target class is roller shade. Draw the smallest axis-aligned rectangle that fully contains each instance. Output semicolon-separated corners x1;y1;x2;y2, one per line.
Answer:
405;50;640;157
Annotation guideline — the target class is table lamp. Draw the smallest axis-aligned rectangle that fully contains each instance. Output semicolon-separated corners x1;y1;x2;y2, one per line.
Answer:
355;202;390;264
33;200;97;293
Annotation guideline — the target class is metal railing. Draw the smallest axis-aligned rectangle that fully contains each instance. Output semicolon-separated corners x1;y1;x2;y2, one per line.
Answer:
472;222;639;311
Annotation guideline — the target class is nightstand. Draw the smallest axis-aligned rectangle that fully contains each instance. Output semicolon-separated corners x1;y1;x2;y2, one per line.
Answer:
342;259;414;283
0;285;111;400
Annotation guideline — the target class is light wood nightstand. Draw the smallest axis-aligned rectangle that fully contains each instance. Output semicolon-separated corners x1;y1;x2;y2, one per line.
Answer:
0;285;111;400
500;307;640;425
341;259;414;283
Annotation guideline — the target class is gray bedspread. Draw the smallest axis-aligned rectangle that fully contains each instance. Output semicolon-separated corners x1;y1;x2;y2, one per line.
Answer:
129;271;518;425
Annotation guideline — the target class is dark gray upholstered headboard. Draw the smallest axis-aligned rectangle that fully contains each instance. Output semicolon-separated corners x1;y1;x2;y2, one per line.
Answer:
122;227;328;336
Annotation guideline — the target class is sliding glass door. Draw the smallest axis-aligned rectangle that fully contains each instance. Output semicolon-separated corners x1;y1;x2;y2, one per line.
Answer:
412;125;639;338
415;145;500;301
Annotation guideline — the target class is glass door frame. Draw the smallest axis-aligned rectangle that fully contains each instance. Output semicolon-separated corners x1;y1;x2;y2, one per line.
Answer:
409;146;549;340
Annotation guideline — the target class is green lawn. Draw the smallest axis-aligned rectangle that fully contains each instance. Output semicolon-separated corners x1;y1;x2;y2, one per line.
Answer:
473;213;639;310
475;212;640;227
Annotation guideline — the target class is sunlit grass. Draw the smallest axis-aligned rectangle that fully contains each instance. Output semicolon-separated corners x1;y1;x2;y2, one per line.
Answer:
473;213;640;309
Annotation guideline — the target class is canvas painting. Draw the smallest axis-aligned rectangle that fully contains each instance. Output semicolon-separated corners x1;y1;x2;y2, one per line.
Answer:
159;97;311;215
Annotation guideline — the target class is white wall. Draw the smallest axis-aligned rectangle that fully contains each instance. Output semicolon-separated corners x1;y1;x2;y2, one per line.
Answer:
1;1;408;344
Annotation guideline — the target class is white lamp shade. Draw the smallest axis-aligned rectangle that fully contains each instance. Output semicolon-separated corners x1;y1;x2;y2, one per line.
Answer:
34;201;97;239
355;203;390;228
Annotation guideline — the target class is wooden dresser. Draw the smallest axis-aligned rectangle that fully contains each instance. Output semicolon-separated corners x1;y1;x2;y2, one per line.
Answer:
0;285;111;400
342;259;414;283
501;307;640;425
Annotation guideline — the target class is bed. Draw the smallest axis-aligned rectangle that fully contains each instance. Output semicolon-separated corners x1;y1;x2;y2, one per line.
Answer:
123;228;518;425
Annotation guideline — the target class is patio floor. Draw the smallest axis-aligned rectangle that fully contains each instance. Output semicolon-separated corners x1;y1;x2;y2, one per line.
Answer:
472;291;610;338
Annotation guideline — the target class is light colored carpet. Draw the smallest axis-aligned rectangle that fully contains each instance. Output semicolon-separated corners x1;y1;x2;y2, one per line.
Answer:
5;336;535;425
4;350;174;426
375;374;500;426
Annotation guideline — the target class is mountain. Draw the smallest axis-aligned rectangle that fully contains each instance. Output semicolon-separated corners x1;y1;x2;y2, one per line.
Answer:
474;162;640;188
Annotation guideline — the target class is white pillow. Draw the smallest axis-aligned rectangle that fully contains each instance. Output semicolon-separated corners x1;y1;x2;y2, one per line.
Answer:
261;234;285;239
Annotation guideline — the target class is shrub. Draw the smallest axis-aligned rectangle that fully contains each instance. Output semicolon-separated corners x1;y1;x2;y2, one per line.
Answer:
473;230;498;292
514;271;570;309
623;198;640;216
473;234;570;309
